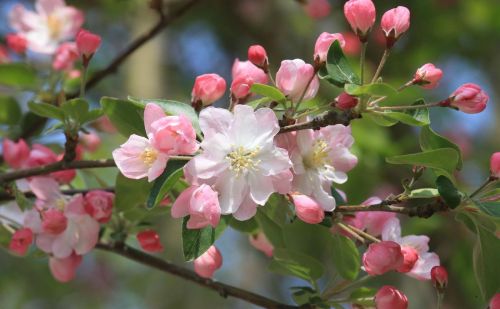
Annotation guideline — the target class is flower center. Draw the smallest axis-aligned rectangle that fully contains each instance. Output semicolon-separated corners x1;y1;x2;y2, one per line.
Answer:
47;15;62;39
226;146;260;176
141;148;158;167
55;198;66;211
304;139;330;169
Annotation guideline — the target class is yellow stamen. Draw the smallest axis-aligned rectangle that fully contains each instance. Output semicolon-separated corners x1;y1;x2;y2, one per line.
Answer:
141;148;158;167
304;139;330;169
47;15;62;39
226;146;261;176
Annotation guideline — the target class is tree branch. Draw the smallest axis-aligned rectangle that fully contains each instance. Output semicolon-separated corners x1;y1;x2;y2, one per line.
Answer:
279;110;360;134
0;188;115;202
334;198;449;218
96;242;306;309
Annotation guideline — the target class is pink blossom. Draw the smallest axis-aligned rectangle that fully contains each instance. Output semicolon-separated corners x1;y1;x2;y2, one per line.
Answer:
413;63;443;89
344;0;376;39
49;252;82;282
137;230;164;253
80;131;101;152
445;83;489;114
52;42;79;71
25;144;76;183
9;0;84;54
194;245;222;278
42;209;67;234
2;138;30;169
304;0;331;19
95;116;117;133
84;190;114;223
231;59;268;98
362;241;404;275
292;194;325;224
355;197;396;236
375;286;409;309
314;32;345;63
490;152;500;178
276;59;319;103
191;73;227;106
9;228;33;256
76;29;101;59
335;92;358;110
171;184;221;229
490;294;500;309
249;232;274;257
231;76;253;99
6;33;28;54
149;115;199;155
248;45;268;68
431;265;448;290
381;6;411;48
382;217;440;280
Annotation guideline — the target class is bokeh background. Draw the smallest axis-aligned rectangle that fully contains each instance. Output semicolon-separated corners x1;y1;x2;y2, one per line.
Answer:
1;0;499;308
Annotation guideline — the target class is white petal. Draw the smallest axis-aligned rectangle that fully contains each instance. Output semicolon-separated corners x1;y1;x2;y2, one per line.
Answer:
381;217;402;242
248;173;274;205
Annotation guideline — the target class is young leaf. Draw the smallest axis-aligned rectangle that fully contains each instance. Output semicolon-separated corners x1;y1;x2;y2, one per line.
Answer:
363;112;399;127
345;83;397;97
408;188;440;199
182;216;228;261
282;220;333;262
374;110;430;127
0;63;38;89
386;148;459;179
146;160;186;209
0;96;22;125
114;174;153;215
331;234;360;280
61;98;90;124
28;102;65;121
255;209;285;248
320;40;360;87
100;97;145;137
475;201;500;217
436;175;462;208
420;125;463;170
250;83;287;103
269;248;325;281
229;217;259;234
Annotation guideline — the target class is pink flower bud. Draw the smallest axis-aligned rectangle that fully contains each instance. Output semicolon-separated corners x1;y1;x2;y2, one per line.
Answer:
292;194;325;224
191;73;226;106
6;33;27;54
489;293;500;309
42;209;68;235
490;152;500;178
343;0;376;40
431;265;448;290
276;59;320;103
249;232;274;257
149;113;199;155
49;253;83;283
231;75;253;99
304;0;331;20
375;286;409;309
76;29;101;64
137;230;164;253
335;92;358;110
445;83;488;114
314;32;345;63
84;190;115;223
9;228;33;256
413;63;443;89
194;245;223;278
2;138;30;169
171;184;221;229
248;45;268;68
231;59;268;98
363;241;404;275
396;246;419;273
381;6;411;48
80;132;101;152
52;42;79;71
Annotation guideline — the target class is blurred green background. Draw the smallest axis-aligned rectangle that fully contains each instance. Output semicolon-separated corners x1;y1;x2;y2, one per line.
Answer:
1;0;499;308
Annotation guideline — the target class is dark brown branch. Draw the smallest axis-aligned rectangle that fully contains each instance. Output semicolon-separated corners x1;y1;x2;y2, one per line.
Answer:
279;110;360;134
334;198;449;218
96;242;305;309
0;188;115;202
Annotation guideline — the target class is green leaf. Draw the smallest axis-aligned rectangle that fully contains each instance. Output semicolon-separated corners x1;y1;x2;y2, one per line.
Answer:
0;96;21;125
386;148;459;179
420;125;463;170
475;201;500;217
331;234;360;280
282;220;333;262
363;112;399;127
436;175;462;208
128;97;201;134
250;83;286;103
100;97;145;137
408;188;440;199
229;217;259;234
269;248;325;281
320;40;360;87
345;83;397;97
291;287;322;306
114;174;153;215
146;160;186;209
255;209;285;248
27;102;65;121
0;63;38;89
81;109;104;124
350;288;377;306
12;185;33;211
61;98;90;124
182;216;229;261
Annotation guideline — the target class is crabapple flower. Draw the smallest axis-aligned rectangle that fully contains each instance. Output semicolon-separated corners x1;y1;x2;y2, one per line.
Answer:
137;230;164;253
6;33;28;54
84;190;114;223
413;63;443;89
76;29;101;61
381;6;411;48
431;265;448;291
382;217;440;280
191;74;226;106
335;92;358;110
171;184;221;229
292;194;325;224
304;0;331;20
194;245;222;278
249;232;274;257
231;59;268;98
490;294;500;309
289;125;357;211
52;42;79;71
362;241;404;275
355;197;396;236
26;144;76;183
375;286;409;309
184;105;292;220
442;83;488;114
80;131;101;152
490;152;500;178
314;32;345;63
9;228;33;256
9;0;84;54
344;0;376;41
2;138;30;169
49;252;82;282
276;59;320;103
231;76;254;99
248;45;268;68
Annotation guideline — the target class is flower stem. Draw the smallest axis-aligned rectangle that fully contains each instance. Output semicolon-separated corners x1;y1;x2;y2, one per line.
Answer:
436;292;444;309
293;67;318;115
371;49;390;83
360;42;367;85
470;176;497;198
322;275;372;300
80;66;88;98
347;224;380;243
337;222;365;243
370;102;440;111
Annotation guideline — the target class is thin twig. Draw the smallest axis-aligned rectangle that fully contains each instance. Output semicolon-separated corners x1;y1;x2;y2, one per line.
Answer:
334;198;448;218
96;242;306;309
371;49;390;83
0;188;115;202
279;110;359;134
